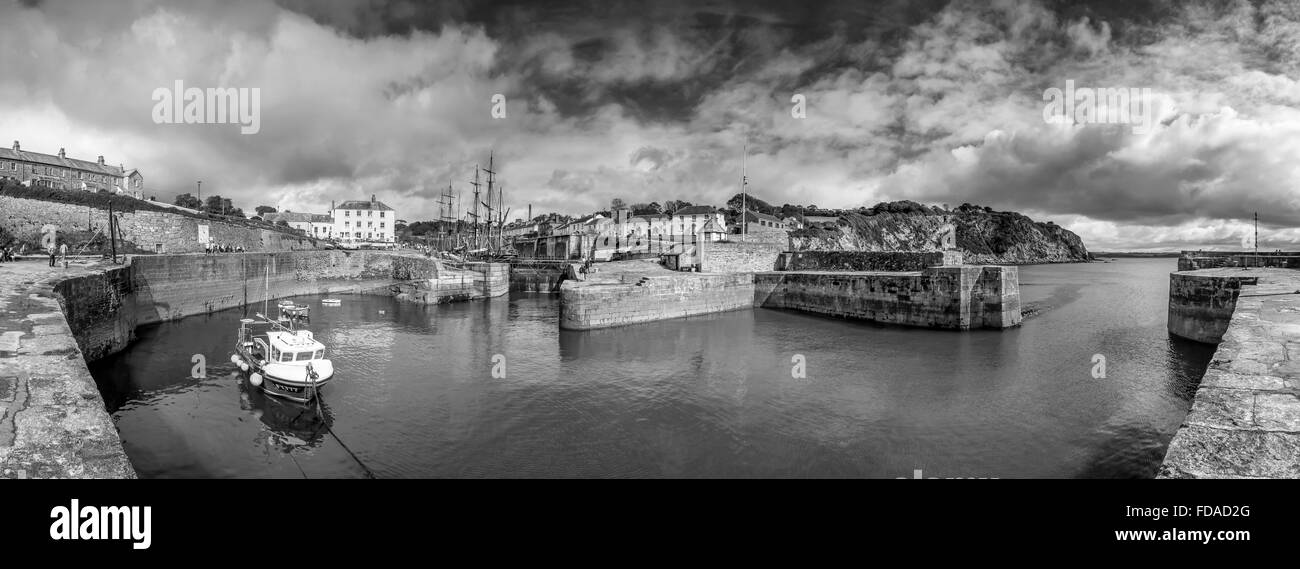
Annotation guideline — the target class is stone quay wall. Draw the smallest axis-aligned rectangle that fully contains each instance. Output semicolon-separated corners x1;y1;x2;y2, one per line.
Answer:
507;260;576;293
1160;269;1300;478
559;273;755;330
52;251;467;363
1167;271;1259;344
775;250;964;272
1177;251;1300;271
0;194;321;254
699;241;786;273
391;262;510;304
753;265;1021;330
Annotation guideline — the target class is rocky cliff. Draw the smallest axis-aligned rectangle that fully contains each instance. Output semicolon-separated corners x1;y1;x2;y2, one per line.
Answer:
789;207;1090;264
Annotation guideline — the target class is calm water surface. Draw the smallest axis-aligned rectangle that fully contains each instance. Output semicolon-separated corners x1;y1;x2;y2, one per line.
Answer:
90;258;1214;478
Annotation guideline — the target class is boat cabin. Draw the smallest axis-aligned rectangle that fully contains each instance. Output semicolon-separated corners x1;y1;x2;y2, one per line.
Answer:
239;319;326;364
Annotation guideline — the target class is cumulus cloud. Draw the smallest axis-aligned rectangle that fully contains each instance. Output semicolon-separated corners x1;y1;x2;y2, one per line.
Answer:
1;0;1298;250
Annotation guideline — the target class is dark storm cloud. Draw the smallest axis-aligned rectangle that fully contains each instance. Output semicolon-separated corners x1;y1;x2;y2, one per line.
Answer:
3;0;1299;250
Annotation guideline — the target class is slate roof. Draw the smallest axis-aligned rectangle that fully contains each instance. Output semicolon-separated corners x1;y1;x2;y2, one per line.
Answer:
335;200;394;211
0;146;128;177
671;205;717;216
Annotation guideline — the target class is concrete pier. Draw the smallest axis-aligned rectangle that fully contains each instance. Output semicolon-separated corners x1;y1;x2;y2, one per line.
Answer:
559;251;1022;331
753;265;1021;330
1;261;135;479
1160;268;1300;478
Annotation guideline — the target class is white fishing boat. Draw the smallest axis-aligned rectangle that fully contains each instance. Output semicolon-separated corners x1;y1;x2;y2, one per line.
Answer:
321;298;342;305
231;315;335;403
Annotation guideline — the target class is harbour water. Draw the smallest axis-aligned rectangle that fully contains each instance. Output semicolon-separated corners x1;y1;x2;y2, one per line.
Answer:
89;258;1214;478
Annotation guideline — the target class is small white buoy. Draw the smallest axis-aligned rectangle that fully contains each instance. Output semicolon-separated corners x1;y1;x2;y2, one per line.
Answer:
238;362;249;372
250;373;263;387
378;309;386;315
230;354;241;364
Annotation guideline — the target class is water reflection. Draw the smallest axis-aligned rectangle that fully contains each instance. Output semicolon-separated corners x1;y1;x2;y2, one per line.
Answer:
237;379;333;450
89;259;1214;478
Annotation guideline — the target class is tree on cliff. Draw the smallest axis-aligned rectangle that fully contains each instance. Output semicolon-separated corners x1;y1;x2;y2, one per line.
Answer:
726;193;777;215
255;205;277;216
662;200;694;214
174;193;202;210
630;202;662;215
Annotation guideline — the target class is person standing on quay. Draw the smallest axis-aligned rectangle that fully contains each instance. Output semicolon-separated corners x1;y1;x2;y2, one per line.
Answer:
47;240;56;267
59;242;69;268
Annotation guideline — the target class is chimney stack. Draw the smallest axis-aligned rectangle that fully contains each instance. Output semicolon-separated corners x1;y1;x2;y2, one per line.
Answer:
98;156;105;166
12;141;18;151
58;148;66;158
371;194;376;204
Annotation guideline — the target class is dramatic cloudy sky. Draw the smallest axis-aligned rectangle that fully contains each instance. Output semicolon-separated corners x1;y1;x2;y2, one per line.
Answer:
2;0;1299;251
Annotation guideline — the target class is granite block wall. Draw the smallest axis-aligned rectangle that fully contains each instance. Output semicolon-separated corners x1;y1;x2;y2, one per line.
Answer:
752;265;1021;330
559;273;755;330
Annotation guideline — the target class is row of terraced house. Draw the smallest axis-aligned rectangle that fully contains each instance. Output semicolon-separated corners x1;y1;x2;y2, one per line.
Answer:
509;205;806;262
0;141;145;198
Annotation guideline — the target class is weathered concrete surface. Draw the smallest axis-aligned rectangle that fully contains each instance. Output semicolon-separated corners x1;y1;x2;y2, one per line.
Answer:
1160;269;1300;478
559;259;753;330
1168;269;1258;343
753;265;1021;330
0;260;135;479
1177;251;1300;271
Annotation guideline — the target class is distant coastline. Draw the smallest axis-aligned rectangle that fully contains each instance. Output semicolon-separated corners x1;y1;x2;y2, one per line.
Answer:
1091;251;1182;258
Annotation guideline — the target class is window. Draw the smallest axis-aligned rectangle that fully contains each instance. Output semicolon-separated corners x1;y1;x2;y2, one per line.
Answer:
313;350;323;359
344;221;349;227
345;211;350;216
367;211;372;217
154;243;163;253
295;351;313;362
367;222;372;228
380;212;385;218
379;223;384;228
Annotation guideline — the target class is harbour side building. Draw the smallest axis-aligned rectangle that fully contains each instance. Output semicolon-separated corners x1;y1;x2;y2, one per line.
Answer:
331;196;396;245
0;140;145;198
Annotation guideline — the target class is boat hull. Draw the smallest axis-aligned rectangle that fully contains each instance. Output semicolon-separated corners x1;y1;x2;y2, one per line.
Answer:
234;345;334;403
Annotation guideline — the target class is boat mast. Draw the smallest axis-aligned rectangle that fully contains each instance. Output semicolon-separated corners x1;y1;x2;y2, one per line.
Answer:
262;261;269;318
470;166;481;250
483;150;496;253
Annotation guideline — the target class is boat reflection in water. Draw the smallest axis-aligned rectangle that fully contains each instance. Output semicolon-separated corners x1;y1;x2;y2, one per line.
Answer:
237;375;334;451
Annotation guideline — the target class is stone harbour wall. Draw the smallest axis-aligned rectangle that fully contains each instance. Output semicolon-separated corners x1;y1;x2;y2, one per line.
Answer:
391;262;510;304
752;266;1021;330
1177;251;1300;271
1;264;136;478
559;273;755;330
1167;272;1258;344
1160;269;1300;478
775;250;964;272
0;194;321;254
700;241;785;273
508;261;576;292
53;266;138;361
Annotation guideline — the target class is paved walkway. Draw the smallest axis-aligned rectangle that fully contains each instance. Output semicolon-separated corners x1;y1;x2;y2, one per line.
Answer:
1160;269;1300;478
0;259;135;478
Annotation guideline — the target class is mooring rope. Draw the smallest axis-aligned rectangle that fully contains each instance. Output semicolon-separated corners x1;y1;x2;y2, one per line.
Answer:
311;374;377;479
